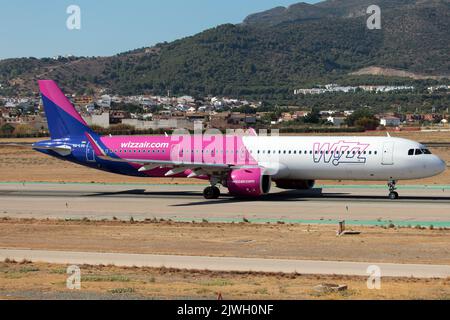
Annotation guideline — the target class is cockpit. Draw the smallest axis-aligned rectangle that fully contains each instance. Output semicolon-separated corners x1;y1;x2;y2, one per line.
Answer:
407;148;432;156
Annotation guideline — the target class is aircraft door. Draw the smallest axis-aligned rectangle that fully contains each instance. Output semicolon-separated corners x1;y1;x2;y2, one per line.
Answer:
381;142;394;165
86;142;96;162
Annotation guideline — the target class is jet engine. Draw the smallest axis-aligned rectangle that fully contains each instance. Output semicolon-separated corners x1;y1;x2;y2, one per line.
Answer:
225;168;272;197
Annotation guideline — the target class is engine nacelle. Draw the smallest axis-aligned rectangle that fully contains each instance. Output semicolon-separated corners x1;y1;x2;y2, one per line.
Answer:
274;179;315;190
226;168;272;197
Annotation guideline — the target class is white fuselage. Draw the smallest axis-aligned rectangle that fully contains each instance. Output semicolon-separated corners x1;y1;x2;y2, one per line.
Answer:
243;136;446;181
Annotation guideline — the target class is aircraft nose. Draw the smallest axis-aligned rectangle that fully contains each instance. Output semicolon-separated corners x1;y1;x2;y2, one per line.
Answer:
434;156;447;175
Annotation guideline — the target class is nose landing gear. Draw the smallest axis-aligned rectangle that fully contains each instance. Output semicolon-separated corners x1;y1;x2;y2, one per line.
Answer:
388;180;399;200
203;186;220;199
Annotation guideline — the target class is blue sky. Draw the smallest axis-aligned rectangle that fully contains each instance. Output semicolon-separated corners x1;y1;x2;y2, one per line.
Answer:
0;0;318;60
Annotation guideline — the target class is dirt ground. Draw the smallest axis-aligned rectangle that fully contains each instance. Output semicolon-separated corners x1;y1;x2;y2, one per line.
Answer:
1;219;449;265
0;260;449;300
0;131;449;185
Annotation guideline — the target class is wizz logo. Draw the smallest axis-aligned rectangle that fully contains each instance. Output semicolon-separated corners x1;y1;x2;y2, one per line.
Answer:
313;141;369;166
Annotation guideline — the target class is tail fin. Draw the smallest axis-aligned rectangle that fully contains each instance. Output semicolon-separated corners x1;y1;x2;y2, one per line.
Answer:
39;80;93;139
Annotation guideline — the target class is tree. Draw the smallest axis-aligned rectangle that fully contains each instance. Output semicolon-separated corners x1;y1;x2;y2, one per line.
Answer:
303;108;320;124
346;109;378;127
355;117;380;130
0;123;15;135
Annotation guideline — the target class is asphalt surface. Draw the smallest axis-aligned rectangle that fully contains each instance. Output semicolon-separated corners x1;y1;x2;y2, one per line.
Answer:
1;248;449;278
0;183;449;224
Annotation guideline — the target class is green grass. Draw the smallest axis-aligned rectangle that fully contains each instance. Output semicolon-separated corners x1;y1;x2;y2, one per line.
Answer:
108;287;135;294
18;266;40;273
82;274;130;282
200;279;233;287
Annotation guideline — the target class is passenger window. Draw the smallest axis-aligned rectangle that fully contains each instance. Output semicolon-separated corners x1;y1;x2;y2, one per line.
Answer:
408;149;414;156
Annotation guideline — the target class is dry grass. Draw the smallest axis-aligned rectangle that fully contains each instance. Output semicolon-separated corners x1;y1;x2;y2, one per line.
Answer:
0;260;449;300
1;218;449;265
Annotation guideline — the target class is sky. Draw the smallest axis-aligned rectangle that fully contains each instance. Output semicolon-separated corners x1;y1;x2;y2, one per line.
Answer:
0;0;318;60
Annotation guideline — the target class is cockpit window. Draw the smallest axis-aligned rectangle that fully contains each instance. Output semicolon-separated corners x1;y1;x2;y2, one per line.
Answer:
408;149;414;156
415;149;423;155
422;149;432;154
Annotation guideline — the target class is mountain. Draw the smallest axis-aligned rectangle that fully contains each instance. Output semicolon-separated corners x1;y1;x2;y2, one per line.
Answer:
0;0;449;98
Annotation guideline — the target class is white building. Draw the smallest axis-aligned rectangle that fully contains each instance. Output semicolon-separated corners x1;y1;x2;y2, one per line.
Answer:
97;95;112;108
327;116;346;127
122;118;188;130
84;112;110;128
380;116;401;127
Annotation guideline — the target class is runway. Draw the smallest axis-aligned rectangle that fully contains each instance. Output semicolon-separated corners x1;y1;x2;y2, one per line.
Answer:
1;183;450;225
1;248;449;278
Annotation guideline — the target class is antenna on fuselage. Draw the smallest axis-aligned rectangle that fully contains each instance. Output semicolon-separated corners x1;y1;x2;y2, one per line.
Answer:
386;132;391;138
164;132;169;137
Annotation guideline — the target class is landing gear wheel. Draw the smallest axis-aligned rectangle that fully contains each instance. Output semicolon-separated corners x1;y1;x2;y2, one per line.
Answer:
388;191;399;200
212;186;220;199
387;180;399;200
203;186;220;199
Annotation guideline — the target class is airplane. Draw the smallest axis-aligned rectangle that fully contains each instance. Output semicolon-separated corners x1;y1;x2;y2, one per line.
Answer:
32;80;446;200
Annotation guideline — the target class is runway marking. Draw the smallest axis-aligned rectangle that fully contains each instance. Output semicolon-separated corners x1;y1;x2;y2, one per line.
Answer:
172;217;450;228
1;249;449;278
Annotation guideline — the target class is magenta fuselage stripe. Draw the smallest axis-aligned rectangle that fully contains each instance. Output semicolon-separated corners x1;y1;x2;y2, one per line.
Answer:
100;135;258;176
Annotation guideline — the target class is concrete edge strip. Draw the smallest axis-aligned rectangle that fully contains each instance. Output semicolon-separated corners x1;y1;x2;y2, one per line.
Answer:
1;249;449;279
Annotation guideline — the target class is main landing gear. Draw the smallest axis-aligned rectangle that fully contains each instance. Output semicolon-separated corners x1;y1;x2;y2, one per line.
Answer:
203;186;220;199
388;179;399;200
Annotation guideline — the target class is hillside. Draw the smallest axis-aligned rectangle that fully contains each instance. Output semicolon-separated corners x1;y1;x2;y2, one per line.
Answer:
0;0;448;98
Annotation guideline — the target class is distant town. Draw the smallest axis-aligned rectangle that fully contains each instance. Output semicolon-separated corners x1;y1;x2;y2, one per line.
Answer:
1;83;449;137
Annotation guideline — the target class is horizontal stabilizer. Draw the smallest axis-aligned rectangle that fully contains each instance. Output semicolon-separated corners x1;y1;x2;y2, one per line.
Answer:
32;144;72;157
